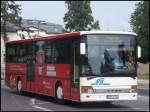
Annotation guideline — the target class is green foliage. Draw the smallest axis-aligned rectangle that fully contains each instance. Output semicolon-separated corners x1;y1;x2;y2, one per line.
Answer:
1;1;22;41
130;1;149;63
138;73;149;80
63;1;100;32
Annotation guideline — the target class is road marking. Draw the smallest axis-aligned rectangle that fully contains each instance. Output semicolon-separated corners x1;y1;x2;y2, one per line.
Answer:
30;98;52;111
36;102;49;105
32;105;52;111
30;98;49;105
30;98;36;105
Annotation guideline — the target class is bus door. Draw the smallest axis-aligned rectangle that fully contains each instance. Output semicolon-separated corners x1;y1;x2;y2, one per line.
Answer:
27;61;35;91
26;43;35;92
70;40;80;100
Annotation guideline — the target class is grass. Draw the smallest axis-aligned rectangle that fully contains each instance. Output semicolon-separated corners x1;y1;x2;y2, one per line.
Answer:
138;73;149;80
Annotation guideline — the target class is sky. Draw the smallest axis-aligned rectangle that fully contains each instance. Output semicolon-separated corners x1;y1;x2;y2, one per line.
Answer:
16;1;139;31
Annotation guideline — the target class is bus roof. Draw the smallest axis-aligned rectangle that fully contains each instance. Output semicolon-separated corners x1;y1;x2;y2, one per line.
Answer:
6;31;136;44
80;31;137;36
6;32;80;44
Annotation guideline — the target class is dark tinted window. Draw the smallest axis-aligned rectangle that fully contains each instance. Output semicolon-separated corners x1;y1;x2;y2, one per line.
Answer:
42;38;72;64
42;40;57;63
6;42;35;63
55;38;71;63
6;37;76;64
6;44;16;62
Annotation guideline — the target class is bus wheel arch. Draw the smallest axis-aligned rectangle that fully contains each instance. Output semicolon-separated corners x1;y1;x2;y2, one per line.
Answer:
55;81;64;103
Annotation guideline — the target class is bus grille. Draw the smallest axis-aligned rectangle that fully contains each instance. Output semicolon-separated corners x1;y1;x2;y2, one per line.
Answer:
93;89;137;93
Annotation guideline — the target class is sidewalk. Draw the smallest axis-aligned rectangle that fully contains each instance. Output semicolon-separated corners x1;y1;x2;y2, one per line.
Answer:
138;80;149;85
138;80;149;89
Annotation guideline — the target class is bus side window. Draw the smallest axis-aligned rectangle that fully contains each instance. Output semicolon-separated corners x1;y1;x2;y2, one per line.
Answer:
55;38;71;64
43;40;56;64
7;45;16;62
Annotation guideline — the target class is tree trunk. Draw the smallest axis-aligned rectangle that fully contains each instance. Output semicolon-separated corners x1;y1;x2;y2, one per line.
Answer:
2;20;8;43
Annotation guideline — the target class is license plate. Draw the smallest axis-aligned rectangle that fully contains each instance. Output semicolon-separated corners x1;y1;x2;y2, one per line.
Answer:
106;95;119;99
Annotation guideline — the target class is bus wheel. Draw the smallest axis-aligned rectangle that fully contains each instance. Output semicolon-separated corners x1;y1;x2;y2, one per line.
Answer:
17;79;22;94
55;85;64;104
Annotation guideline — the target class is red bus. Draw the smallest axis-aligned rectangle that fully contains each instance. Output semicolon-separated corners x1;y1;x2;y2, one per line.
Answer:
5;31;140;103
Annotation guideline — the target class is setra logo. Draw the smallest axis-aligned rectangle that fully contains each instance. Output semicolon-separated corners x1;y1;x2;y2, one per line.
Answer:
96;78;104;85
91;78;110;85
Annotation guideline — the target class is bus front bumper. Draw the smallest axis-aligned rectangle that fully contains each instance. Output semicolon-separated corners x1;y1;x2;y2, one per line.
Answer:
80;93;137;102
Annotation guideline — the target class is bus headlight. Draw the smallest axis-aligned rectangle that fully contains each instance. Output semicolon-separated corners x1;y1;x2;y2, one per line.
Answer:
131;85;138;90
81;86;94;93
130;85;138;92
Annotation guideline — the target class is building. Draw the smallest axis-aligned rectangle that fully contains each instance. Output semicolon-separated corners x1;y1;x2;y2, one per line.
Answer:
19;19;63;38
1;19;63;40
1;19;63;79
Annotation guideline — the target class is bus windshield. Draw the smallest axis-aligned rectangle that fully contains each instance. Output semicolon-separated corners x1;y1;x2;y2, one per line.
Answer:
81;34;136;77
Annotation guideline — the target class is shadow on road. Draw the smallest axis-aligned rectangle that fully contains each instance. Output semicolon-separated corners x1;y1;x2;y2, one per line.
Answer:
64;101;128;109
138;89;149;96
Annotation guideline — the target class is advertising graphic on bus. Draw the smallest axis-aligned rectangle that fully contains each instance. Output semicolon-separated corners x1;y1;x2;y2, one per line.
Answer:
5;31;139;103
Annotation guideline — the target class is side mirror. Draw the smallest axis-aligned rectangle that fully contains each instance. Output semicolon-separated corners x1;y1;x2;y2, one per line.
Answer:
137;46;141;58
80;43;86;55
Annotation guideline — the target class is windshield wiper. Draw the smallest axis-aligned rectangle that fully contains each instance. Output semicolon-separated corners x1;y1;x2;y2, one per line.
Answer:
82;73;97;76
87;76;97;80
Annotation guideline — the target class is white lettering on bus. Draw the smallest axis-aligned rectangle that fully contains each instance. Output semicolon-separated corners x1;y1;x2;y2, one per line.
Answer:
46;65;56;76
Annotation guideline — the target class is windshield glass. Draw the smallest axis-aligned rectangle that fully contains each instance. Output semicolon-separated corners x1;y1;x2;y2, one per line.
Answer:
81;34;136;76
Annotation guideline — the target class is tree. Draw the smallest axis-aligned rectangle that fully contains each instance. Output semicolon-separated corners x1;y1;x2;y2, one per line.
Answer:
63;1;100;32
130;1;149;63
1;1;22;42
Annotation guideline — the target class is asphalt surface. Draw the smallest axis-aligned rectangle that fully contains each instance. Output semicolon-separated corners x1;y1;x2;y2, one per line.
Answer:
1;80;149;111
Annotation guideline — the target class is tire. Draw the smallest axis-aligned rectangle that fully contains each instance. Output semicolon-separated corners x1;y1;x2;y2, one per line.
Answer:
55;84;64;104
16;79;22;94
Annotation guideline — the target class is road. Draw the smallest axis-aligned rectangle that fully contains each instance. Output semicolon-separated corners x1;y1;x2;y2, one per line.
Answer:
1;80;149;111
